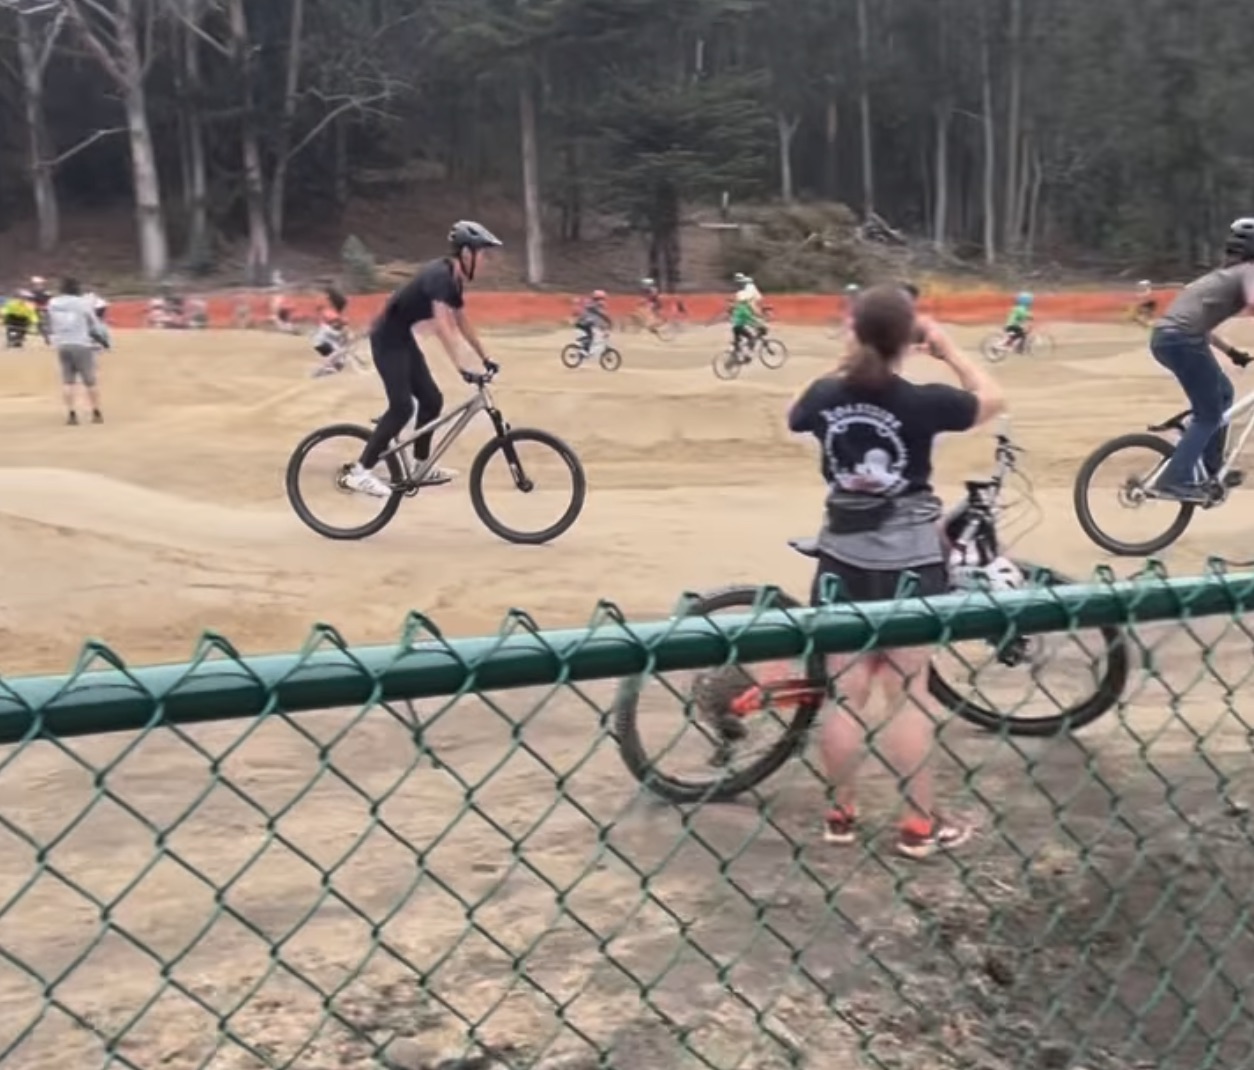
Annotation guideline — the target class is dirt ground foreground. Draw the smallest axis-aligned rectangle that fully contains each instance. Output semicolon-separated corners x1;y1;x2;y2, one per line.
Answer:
3;322;1254;1070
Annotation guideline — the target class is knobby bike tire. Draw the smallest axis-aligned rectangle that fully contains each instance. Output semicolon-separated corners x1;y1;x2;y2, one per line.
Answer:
612;586;824;804
467;427;587;545
928;562;1129;737
758;338;789;370
285;423;405;540
1072;432;1194;556
980;333;1010;363
600;347;623;371
712;350;742;380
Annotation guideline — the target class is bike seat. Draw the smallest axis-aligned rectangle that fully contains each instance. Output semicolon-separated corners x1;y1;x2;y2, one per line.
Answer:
1148;409;1191;433
787;537;822;559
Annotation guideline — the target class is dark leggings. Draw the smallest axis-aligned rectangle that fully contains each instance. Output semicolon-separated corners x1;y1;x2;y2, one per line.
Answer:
359;332;444;468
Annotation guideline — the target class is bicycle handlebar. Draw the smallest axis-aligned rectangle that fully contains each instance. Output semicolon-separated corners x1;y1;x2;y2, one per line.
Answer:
461;359;500;387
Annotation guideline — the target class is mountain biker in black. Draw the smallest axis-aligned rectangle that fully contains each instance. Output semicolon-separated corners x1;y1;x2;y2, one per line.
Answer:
346;220;503;498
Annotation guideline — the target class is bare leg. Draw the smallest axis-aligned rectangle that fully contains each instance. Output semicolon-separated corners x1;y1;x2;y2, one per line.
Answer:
819;653;876;814
873;646;940;825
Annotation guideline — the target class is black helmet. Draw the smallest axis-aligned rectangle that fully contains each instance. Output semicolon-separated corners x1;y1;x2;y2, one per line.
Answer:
1225;217;1254;261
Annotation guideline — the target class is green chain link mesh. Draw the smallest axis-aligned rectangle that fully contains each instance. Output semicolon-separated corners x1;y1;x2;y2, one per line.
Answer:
2;564;1254;1070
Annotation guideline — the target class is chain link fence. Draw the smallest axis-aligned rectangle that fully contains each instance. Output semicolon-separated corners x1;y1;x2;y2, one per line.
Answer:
2;567;1254;1070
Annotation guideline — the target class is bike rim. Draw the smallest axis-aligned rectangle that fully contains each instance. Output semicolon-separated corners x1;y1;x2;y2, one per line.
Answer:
474;434;582;541
290;430;401;537
1080;443;1190;553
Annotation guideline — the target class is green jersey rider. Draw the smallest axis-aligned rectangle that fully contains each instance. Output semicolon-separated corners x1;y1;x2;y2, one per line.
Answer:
730;272;764;362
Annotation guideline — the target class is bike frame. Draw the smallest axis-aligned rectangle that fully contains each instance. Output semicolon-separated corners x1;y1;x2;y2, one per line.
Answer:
1214;388;1254;482
374;385;503;487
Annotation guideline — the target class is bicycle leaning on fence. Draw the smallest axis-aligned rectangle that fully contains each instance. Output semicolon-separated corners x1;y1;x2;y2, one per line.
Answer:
285;364;587;545
1072;364;1252;556
611;424;1130;804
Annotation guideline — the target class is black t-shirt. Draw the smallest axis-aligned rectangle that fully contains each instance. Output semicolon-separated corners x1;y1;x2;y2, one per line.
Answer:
374;258;463;339
788;374;978;495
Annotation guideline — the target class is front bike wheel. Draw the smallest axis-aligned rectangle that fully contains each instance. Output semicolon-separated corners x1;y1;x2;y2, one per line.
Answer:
1073;433;1195;555
929;562;1129;738
713;349;742;380
560;344;585;369
285;423;405;540
1026;331;1056;358
758;338;789;370
653;321;679;343
599;347;622;371
980;333;1010;363
612;586;824;804
468;427;587;544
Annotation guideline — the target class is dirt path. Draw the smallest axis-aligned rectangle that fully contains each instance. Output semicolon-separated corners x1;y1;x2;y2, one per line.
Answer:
2;322;1254;1070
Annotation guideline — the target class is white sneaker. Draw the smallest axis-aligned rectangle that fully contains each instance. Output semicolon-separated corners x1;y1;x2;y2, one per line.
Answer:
344;463;392;498
417;465;457;487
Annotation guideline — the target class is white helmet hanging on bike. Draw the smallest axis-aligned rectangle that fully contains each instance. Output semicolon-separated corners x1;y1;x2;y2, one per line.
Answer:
949;553;1024;593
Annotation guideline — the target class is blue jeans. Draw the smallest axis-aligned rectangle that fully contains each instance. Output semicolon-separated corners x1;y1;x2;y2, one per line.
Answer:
1150;327;1234;487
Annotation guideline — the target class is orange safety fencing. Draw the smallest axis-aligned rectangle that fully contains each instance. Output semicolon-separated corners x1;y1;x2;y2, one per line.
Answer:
99;287;1166;330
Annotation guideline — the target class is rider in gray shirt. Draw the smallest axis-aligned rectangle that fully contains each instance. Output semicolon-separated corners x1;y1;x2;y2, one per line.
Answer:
1149;218;1254;502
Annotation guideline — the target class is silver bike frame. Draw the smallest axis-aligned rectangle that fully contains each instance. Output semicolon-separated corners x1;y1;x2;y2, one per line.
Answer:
375;387;491;485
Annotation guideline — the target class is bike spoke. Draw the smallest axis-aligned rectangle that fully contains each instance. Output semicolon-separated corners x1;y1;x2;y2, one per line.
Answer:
1082;443;1180;550
475;436;579;537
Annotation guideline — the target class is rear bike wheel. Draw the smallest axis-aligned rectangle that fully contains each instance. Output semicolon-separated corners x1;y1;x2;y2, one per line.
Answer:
1072;432;1195;555
713;349;742;380
285;423;405;540
468;427;587;544
929;562;1129;737
758;338;789;370
980;333;1010;363
599;347;622;371
612;586;824;804
560;343;585;369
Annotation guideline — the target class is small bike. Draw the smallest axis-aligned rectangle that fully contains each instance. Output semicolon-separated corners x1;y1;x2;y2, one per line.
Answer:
979;326;1056;363
1072;379;1253;556
560;329;622;372
612;426;1129;804
285;365;586;545
712;326;789;381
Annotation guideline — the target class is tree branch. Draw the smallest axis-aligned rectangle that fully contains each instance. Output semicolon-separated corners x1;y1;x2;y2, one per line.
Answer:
283;92;389;163
43;124;124;167
35;6;66;71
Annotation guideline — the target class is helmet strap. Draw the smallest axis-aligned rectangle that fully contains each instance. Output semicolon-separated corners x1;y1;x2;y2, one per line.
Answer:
457;247;478;281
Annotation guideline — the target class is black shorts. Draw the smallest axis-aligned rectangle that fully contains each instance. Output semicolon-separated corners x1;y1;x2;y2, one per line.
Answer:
809;553;948;606
314;341;335;357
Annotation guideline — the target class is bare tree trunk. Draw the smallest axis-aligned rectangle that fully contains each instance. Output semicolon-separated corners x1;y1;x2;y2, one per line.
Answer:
1025;146;1044;261
824;97;839;198
1002;0;1022;250
1013;133;1032;256
267;0;306;241
855;0;874;216
181;14;209;267
65;0;168;280
979;12;996;266
933;105;951;249
14;13;59;252
228;0;270;282
776;112;800;203
518;74;544;285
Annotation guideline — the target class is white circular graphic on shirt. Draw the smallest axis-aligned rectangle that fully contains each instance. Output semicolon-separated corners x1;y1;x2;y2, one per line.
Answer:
822;408;908;495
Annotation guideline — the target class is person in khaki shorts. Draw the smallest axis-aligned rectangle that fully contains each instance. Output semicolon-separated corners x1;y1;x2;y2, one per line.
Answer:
46;277;110;425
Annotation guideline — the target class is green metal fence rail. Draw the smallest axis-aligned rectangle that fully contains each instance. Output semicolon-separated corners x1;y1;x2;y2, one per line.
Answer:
2;567;1254;1070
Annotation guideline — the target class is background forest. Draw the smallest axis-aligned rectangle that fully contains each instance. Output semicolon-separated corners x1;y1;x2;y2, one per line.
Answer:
1;0;1252;291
